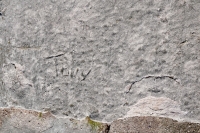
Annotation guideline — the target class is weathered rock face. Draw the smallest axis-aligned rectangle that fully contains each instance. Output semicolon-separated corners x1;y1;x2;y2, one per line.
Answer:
110;116;200;133
0;0;200;132
0;108;199;133
0;107;109;133
125;96;187;121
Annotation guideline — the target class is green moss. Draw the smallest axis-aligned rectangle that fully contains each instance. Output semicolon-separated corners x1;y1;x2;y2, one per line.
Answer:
38;112;42;118
86;116;103;132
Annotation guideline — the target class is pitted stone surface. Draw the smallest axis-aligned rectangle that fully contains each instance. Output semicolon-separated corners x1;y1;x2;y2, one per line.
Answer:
0;0;200;131
0;107;199;133
0;107;109;133
109;116;200;133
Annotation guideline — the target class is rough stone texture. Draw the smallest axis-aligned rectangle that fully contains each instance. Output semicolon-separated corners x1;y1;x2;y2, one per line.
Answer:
0;107;109;133
125;96;187;121
0;0;200;132
110;116;200;133
1;107;200;133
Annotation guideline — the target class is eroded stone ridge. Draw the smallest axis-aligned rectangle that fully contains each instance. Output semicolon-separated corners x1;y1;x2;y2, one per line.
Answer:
0;107;200;133
125;96;187;121
110;116;200;133
0;107;109;133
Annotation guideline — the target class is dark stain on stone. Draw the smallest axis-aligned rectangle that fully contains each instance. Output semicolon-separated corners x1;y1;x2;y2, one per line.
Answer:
16;90;26;99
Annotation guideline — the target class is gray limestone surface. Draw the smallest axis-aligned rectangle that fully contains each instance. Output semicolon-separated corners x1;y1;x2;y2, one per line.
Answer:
0;0;200;132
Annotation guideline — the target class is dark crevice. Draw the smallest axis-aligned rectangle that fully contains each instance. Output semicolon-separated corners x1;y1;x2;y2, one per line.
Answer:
3;63;16;69
105;124;110;133
14;46;41;49
125;75;180;93
10;63;17;69
0;8;6;16
45;53;64;59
